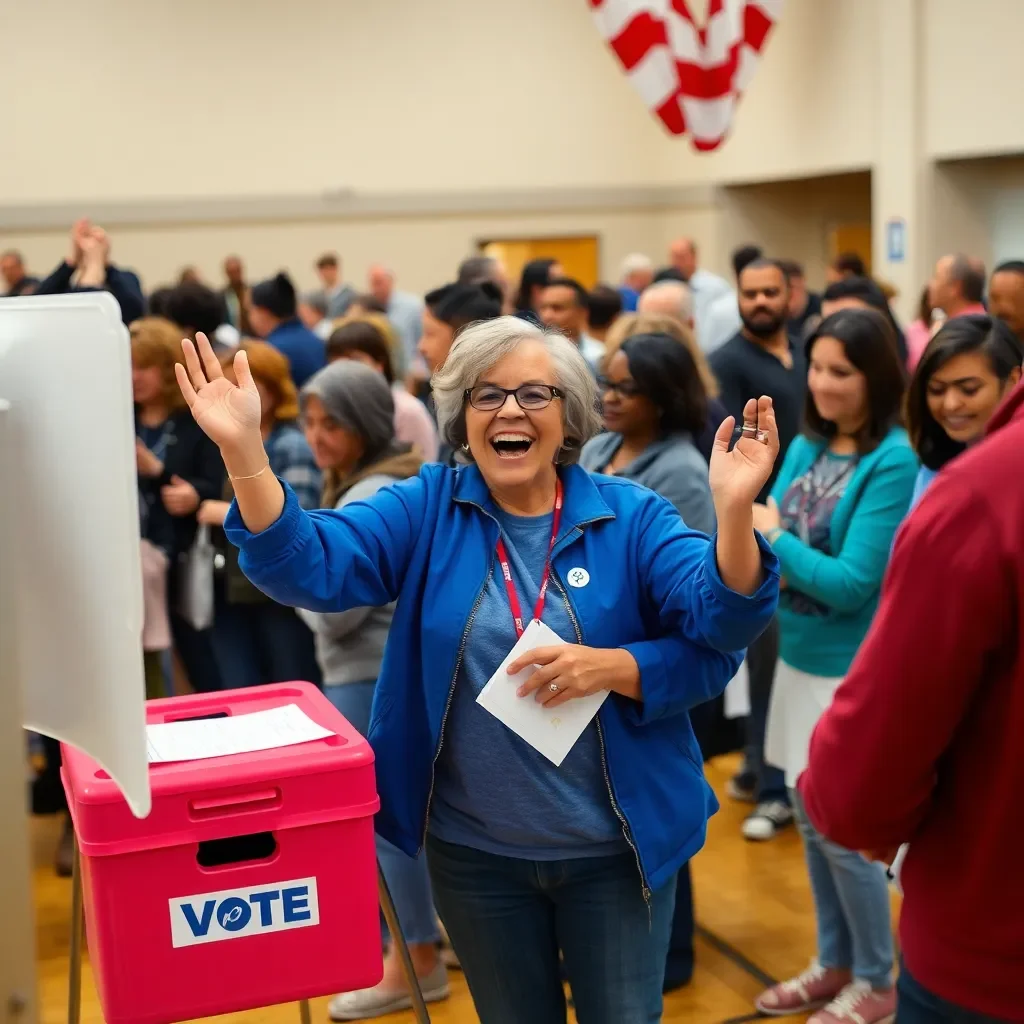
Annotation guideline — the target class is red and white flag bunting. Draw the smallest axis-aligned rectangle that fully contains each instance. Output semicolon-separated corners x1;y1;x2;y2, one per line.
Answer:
590;0;783;151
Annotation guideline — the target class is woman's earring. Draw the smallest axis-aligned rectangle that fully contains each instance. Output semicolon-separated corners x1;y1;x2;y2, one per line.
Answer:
461;443;470;452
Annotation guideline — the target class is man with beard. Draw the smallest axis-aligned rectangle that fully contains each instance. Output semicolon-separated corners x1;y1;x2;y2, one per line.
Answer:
709;258;806;843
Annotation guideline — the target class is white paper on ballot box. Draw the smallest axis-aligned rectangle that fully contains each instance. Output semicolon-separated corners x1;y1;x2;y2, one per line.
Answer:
476;619;608;766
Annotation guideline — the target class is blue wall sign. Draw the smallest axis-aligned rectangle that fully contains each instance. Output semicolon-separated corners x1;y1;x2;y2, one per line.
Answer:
886;218;907;263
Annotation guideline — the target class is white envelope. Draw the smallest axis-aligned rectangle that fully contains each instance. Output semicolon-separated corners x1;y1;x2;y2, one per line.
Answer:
475;619;609;766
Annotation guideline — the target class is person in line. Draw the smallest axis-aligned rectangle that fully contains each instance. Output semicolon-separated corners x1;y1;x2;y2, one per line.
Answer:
316;252;358;319
175;315;780;1023
904;314;1022;507
221;255;252;335
664;237;731;344
799;378;1024;1024
819;276;908;365
163;280;236;356
326;316;439;462
603;312;726;464
0;249;39;296
420;281;503;463
903;288;934;373
248;271;326;388
751;309;917;1024
538;277;606;372
35;218;144;324
196;341;322;690
582;333;715;534
133;317;224;693
780;260;822;337
585;284;623;345
298;290;333;340
987;259;1024;346
289;361;439;1020
637;279;694;334
927;253;986;322
514;258;561;320
580;331;717;995
618;253;655;312
456;255;512;312
366;263;424;379
710;257;806;840
825;253;867;285
701;245;764;354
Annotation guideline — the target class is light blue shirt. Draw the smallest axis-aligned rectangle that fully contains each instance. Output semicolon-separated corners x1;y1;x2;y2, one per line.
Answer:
387;290;425;378
428;507;626;860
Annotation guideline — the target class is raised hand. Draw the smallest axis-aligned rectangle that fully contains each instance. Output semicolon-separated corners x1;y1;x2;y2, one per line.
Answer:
709;396;780;513
175;332;262;454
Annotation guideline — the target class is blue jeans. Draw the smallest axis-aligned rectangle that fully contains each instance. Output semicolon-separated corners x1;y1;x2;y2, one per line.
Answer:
790;788;893;988
324;682;439;946
211;592;321;690
426;834;676;1024
896;961;1008;1024
742;617;788;803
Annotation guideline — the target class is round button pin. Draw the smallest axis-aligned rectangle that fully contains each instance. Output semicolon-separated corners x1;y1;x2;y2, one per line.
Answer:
567;567;590;588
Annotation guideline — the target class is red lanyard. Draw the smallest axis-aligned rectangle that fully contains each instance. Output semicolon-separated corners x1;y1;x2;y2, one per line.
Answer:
494;479;564;638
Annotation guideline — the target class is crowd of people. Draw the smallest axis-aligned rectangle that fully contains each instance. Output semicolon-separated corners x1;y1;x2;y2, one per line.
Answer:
7;221;1024;1024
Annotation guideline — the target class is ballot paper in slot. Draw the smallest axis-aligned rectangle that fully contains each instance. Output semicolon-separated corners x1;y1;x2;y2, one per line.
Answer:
146;704;334;764
476;619;609;766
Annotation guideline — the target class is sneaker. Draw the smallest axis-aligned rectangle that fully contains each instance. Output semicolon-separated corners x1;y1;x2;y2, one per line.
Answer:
755;960;851;1016
328;962;450;1021
742;800;794;841
726;775;757;803
809;979;896;1024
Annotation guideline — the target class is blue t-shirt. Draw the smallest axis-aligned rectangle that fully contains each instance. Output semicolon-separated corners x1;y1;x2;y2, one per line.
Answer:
428;507;626;860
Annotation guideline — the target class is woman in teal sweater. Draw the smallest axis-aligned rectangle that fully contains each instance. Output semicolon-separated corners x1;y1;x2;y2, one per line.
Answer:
750;309;918;1024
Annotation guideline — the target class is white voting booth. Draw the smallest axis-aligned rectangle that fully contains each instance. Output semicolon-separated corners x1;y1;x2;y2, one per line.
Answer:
0;293;151;1023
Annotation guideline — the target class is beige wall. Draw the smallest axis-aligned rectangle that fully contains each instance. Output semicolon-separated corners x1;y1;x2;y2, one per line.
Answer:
925;0;1024;159
0;0;675;205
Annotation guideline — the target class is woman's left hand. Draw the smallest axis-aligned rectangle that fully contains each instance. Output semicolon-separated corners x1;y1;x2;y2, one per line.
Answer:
161;475;200;516
509;646;640;709
709;396;780;514
752;497;781;535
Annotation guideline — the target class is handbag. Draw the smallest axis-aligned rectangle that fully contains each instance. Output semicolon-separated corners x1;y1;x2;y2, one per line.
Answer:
140;539;172;652
175;525;215;631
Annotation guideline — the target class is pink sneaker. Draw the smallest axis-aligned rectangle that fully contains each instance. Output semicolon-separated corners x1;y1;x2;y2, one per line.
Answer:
755;961;851;1016
809;980;896;1024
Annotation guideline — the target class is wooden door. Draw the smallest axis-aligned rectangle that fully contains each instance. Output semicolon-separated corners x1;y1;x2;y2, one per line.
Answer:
481;236;600;289
827;223;873;275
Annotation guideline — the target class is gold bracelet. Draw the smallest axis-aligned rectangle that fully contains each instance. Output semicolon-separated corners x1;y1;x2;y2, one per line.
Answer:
228;461;270;482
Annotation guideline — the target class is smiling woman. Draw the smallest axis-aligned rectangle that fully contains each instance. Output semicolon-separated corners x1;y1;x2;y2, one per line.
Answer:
173;318;781;1023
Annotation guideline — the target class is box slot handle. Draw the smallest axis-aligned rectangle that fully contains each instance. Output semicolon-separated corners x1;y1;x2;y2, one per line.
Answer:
196;831;278;868
188;788;282;819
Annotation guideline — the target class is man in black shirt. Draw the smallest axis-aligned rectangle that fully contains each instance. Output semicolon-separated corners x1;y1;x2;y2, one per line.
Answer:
709;258;808;842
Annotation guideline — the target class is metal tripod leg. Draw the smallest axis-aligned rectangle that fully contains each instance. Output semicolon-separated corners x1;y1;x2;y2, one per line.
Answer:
298;998;312;1024
378;860;431;1024
68;837;84;1024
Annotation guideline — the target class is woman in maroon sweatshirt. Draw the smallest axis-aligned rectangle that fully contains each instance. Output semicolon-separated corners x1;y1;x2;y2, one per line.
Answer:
800;381;1024;1023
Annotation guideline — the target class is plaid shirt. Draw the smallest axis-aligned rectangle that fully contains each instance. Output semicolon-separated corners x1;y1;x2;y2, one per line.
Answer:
267;423;322;510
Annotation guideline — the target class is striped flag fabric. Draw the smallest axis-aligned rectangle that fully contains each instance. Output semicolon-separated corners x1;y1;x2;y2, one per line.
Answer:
590;0;783;151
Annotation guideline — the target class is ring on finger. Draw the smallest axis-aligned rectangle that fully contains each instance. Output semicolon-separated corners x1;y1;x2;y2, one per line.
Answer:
741;424;770;445
548;683;560;694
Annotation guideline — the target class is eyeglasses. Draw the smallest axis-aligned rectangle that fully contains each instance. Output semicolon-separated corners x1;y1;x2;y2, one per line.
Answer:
463;384;564;412
596;376;643;398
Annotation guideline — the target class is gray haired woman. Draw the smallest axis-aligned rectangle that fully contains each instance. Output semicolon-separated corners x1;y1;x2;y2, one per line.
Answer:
177;316;782;1023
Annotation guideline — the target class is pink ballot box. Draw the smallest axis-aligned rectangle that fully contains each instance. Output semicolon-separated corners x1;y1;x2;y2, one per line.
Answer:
61;682;383;1024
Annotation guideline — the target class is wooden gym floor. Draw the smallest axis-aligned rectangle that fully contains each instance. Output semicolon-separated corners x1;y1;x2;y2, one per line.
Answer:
33;754;899;1023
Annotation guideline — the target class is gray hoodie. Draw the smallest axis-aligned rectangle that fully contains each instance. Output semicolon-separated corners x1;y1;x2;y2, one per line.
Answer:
297;361;422;685
579;432;716;535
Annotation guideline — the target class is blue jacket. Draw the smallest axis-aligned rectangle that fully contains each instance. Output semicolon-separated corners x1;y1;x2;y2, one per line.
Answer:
266;318;326;388
770;428;918;677
225;463;779;892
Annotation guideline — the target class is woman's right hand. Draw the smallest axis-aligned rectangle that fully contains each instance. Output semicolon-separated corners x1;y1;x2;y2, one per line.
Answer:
176;332;262;458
